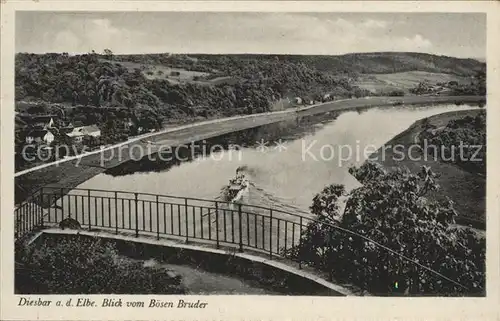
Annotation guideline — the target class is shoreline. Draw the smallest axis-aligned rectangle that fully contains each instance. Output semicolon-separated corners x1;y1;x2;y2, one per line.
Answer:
15;95;485;204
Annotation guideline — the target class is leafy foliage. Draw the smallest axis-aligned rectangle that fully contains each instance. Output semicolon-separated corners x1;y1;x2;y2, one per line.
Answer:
15;236;186;294
420;110;486;175
288;162;485;296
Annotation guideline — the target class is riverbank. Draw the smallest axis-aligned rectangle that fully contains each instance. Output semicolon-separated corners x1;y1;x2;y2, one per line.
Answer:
15;95;485;204
367;109;485;229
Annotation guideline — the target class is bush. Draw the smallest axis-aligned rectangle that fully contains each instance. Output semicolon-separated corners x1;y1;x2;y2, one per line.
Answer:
388;89;405;97
288;162;485;296
15;236;186;294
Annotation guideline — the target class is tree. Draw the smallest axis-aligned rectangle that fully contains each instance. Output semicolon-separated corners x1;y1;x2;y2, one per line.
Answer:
103;48;113;60
419;110;486;175
388;89;405;97
49;129;75;158
410;81;432;95
288;161;485;296
82;135;98;149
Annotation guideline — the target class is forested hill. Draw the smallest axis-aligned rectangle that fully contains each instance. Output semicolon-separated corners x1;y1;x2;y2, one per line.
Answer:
118;52;485;76
15;52;485;138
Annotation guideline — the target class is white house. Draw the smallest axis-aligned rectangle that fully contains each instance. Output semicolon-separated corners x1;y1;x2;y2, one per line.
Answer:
25;130;55;144
66;125;101;142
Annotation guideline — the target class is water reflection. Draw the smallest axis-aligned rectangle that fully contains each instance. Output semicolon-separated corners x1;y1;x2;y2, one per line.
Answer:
105;111;342;177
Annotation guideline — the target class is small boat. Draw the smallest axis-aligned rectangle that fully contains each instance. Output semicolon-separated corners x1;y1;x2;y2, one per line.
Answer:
223;171;249;203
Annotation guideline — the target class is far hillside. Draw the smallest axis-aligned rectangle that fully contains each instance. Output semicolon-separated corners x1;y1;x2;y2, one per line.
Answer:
108;52;485;95
14;51;486;169
166;52;485;76
354;71;473;94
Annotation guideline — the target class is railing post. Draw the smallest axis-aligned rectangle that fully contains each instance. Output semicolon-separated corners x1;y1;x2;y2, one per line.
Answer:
29;203;32;232
52;189;58;223
15;209;18;239
87;190;91;231
185;198;189;243
156;195;160;240
411;265;420;295
115;191;118;235
39;187;44;228
299;217;303;270
215;201;219;249
94;193;98;227
238;203;243;252
19;206;23;237
60;188;65;219
269;209;273;259
134;193;139;237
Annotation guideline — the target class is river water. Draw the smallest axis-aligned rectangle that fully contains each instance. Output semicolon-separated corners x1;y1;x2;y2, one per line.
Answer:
77;104;478;217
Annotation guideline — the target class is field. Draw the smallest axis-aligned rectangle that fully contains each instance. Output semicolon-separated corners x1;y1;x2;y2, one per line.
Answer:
354;71;472;94
99;59;210;84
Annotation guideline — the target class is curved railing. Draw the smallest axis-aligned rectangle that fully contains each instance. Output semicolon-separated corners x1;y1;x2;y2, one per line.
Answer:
14;187;476;296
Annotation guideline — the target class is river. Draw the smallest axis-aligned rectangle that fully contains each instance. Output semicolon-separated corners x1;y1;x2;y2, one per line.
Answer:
77;103;478;217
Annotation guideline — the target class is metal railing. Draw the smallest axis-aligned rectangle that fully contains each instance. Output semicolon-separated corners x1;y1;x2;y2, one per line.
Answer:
15;187;309;256
15;186;475;296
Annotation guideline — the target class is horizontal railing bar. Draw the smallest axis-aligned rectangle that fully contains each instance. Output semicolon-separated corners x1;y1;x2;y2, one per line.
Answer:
39;187;311;220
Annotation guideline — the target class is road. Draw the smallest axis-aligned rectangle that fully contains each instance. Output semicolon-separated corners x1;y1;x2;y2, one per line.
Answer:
14;95;485;203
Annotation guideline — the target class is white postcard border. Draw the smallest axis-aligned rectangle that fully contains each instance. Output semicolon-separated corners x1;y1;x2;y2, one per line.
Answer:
1;1;499;320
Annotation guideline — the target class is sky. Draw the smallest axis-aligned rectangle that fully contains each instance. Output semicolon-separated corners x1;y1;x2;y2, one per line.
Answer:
15;12;486;59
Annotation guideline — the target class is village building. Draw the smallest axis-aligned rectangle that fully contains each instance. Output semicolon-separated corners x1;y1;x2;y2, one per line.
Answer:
17;114;57;130
66;125;101;142
25;129;55;144
303;98;315;105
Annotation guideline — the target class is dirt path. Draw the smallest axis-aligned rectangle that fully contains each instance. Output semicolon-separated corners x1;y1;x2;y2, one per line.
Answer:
156;262;279;295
